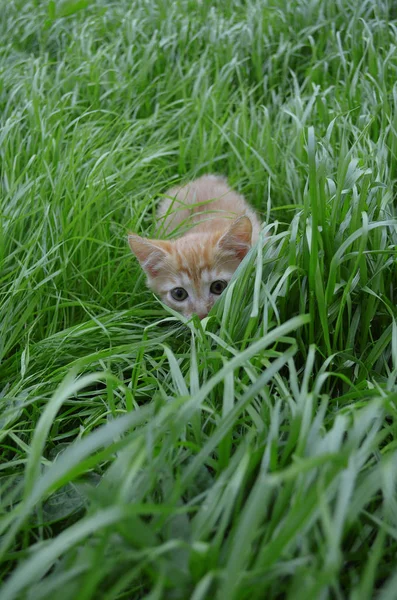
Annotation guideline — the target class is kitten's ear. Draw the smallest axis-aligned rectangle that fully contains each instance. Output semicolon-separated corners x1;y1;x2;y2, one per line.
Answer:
217;216;252;261
128;234;170;276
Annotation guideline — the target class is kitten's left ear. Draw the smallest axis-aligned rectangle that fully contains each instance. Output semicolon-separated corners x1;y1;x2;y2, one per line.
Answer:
128;233;170;276
217;216;252;261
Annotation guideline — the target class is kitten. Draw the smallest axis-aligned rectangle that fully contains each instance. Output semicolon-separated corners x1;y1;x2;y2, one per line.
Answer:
128;174;262;319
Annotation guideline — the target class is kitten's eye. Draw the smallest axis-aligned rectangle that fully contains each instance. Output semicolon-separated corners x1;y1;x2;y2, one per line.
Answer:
210;280;228;295
170;287;188;301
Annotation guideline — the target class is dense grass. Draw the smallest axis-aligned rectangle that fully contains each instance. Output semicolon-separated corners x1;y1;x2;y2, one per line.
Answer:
1;0;397;597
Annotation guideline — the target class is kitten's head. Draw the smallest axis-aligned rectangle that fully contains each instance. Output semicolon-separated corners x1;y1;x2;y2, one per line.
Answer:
128;216;252;319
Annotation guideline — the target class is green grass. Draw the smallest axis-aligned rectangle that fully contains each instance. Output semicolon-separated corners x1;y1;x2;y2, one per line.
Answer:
1;0;397;597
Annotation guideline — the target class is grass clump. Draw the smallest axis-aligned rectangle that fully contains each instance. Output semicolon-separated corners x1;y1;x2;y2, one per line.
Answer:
1;0;397;598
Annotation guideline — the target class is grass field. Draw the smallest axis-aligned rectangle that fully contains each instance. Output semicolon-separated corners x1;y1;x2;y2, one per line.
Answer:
1;0;397;597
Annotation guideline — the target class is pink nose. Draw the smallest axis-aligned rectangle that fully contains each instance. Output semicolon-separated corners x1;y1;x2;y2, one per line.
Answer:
198;313;207;320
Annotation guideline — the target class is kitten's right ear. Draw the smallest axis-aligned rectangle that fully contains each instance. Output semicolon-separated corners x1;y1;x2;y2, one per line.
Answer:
217;216;252;261
128;234;170;276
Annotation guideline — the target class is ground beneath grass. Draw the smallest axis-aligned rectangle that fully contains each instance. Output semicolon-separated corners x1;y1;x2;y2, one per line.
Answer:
1;0;397;598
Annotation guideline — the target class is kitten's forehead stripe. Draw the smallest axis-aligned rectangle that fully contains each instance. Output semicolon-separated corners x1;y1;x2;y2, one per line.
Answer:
167;240;220;293
155;237;239;297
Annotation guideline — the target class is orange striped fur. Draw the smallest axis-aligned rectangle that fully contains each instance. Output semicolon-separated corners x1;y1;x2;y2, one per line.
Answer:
128;175;262;319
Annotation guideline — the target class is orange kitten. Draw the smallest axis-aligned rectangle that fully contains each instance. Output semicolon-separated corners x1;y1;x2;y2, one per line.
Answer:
128;174;262;319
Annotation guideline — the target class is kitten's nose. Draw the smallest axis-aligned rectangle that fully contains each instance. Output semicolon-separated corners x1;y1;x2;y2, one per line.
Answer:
197;312;207;320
